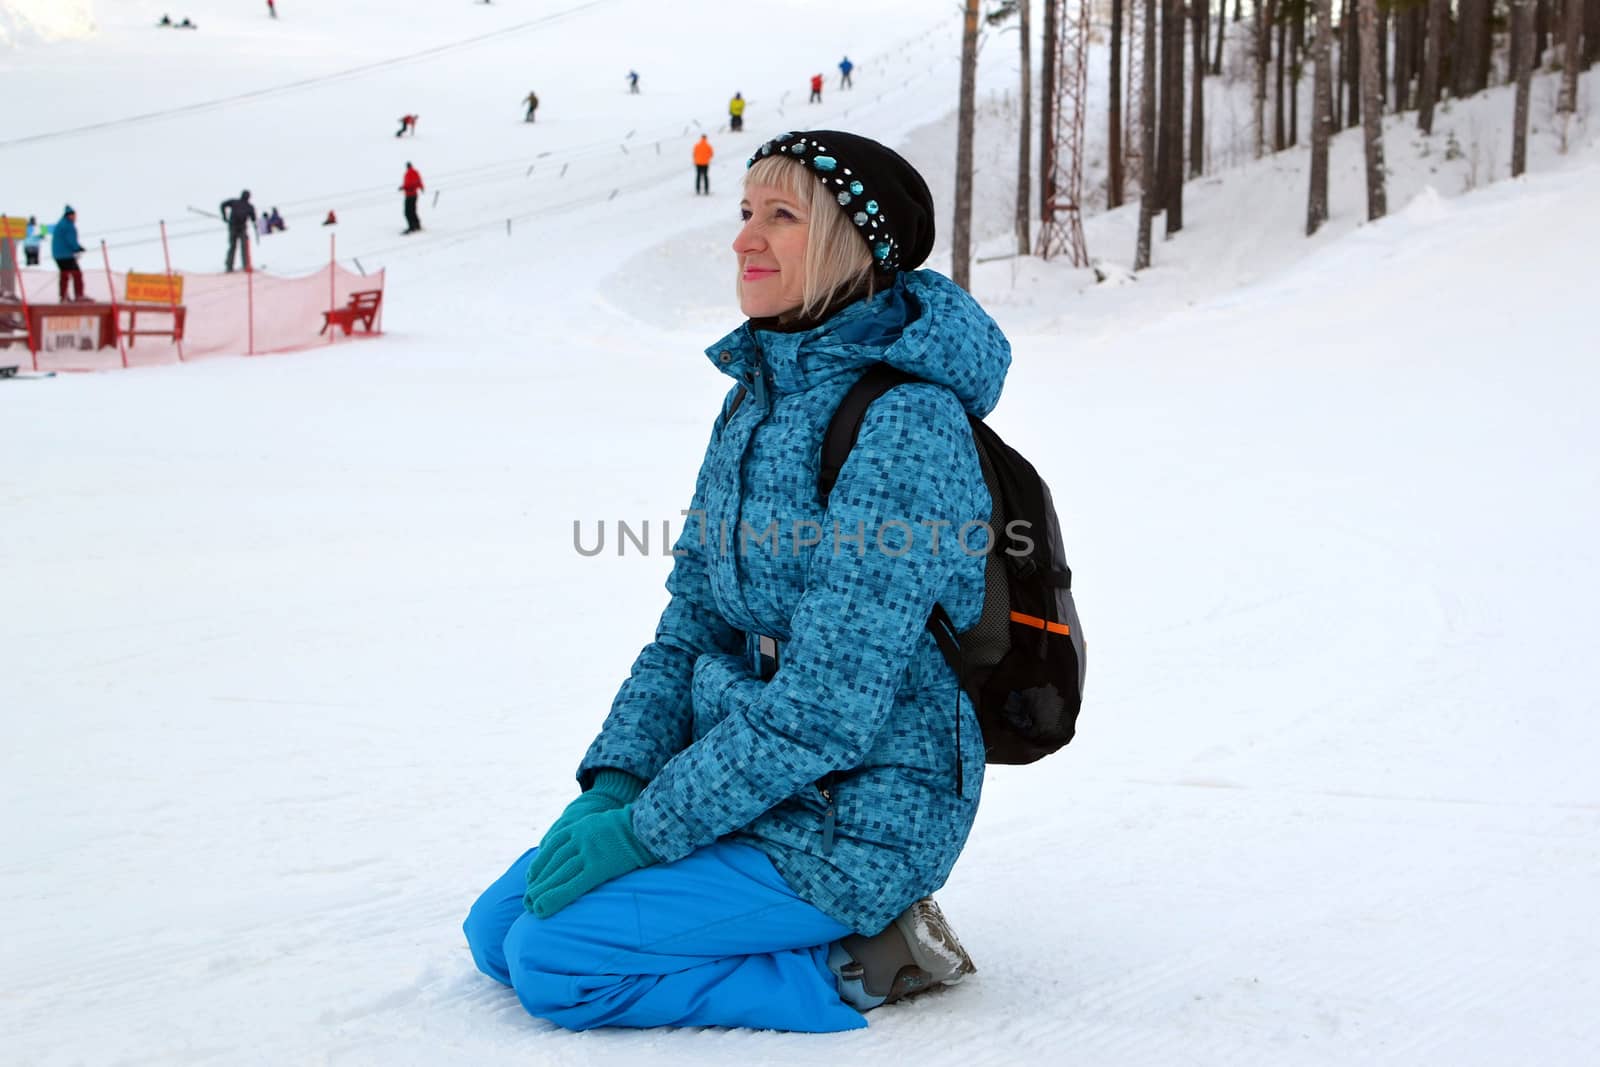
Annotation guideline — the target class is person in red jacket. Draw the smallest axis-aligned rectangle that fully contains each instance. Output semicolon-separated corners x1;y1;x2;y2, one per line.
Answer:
809;73;823;104
400;162;424;233
395;114;418;138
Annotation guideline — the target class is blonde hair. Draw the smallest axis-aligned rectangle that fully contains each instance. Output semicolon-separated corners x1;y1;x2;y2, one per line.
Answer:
743;155;876;321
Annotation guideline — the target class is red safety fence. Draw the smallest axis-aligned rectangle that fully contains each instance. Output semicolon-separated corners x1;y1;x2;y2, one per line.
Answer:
1;244;383;372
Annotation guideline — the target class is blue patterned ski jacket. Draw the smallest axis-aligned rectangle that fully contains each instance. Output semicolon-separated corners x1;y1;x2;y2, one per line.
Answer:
579;270;1011;935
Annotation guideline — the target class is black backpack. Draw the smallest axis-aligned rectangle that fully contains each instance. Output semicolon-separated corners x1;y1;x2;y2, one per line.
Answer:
819;364;1086;767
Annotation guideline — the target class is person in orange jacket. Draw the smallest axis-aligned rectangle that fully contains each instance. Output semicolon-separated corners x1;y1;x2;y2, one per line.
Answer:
692;135;713;196
400;162;424;233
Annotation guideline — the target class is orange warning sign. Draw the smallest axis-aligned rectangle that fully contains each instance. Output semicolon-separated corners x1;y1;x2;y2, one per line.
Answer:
125;272;184;304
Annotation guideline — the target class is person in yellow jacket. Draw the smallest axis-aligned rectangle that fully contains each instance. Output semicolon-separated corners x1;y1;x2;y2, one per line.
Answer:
729;92;745;132
693;134;714;196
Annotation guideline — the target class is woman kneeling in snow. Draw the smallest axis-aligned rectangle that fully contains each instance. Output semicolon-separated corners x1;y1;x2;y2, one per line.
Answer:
464;130;1012;1032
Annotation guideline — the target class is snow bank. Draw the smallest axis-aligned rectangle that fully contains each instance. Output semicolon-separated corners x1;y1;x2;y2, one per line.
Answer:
0;0;94;47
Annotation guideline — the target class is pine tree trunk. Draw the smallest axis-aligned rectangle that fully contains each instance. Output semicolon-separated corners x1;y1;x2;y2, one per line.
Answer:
1158;0;1170;202
1512;0;1533;174
1477;0;1493;87
1335;0;1346;126
1511;0;1527;81
1168;0;1187;232
1309;0;1334;233
1039;0;1057;226
1291;0;1304;144
1535;0;1549;66
1158;0;1172;204
1158;0;1184;225
1275;13;1288;149
1136;0;1160;267
1413;3;1426;80
1562;0;1584;110
1394;4;1411;110
1359;0;1387;219
1347;0;1362;125
1111;0;1126;208
1192;0;1208;174
1410;4;1424;104
954;0;979;290
1409;4;1422;109
1215;0;1228;71
1019;0;1034;251
1378;3;1389;109
1419;0;1445;131
1455;0;1476;96
1585;0;1599;67
1254;0;1273;156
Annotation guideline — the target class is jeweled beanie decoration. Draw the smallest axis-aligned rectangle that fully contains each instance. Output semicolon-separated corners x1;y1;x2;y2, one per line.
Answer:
748;130;936;274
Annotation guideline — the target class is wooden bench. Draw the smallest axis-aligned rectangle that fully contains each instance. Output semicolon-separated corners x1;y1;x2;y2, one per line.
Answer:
320;289;383;336
119;304;186;347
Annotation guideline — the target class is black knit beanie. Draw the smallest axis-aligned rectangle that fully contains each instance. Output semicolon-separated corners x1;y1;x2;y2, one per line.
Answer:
748;130;935;274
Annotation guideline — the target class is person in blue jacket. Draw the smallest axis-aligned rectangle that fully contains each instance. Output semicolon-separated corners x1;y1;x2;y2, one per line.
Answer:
52;206;86;302
839;55;854;89
464;130;1010;1032
22;216;45;266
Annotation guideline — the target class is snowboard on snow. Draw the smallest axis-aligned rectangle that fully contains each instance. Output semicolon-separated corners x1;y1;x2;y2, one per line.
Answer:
0;365;57;380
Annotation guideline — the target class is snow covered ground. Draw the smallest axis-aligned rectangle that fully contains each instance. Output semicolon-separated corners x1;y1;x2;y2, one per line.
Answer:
0;0;92;47
3;2;1599;1063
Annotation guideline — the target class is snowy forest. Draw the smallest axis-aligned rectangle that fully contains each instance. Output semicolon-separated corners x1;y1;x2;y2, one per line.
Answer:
942;0;1597;277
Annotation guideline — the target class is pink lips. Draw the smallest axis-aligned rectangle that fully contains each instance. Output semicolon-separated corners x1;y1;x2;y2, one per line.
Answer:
742;267;778;282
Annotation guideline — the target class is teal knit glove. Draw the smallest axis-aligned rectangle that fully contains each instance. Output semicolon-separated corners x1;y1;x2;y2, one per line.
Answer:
537;769;644;848
523;805;657;918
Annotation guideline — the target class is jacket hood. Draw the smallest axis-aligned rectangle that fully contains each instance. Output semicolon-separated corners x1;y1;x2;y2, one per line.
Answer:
704;269;1010;418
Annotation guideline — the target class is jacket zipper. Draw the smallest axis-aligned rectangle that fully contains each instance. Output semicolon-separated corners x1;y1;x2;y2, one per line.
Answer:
747;337;769;410
817;776;836;856
744;333;833;851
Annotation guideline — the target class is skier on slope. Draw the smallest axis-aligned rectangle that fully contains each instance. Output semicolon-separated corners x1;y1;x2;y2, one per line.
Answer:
692;134;713;195
400;162;424;233
220;190;257;272
464;130;1003;1032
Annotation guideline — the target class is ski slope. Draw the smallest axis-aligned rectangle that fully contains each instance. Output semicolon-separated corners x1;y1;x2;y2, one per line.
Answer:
0;0;92;47
3;3;1599;1064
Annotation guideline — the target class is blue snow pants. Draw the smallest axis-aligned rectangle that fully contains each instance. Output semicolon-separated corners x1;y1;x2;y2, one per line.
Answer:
463;840;867;1032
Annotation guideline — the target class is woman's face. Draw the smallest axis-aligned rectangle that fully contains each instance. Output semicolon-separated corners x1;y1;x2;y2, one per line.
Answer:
734;183;809;320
